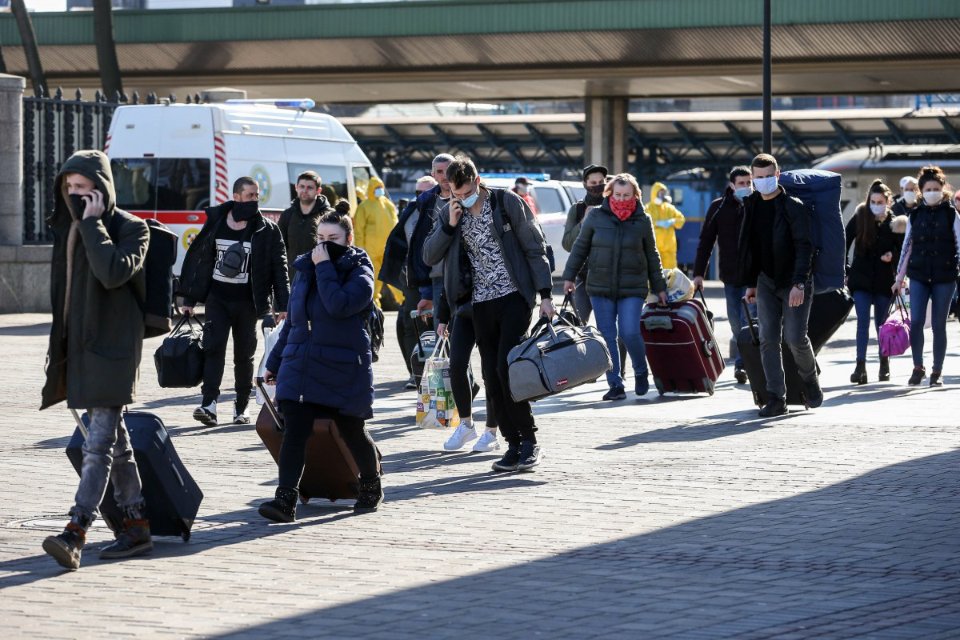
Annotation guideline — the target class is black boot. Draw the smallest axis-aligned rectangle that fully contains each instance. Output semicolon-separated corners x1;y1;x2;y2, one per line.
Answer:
259;486;298;523
42;512;93;571
908;366;926;386
878;356;890;381
850;360;867;385
101;503;153;560
354;476;383;513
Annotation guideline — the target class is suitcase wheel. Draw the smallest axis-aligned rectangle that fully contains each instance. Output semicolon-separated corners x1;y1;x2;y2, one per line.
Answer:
181;531;190;542
299;492;310;504
703;378;714;396
654;378;664;396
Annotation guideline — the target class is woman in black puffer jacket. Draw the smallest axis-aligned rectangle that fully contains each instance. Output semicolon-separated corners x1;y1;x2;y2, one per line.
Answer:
844;179;905;384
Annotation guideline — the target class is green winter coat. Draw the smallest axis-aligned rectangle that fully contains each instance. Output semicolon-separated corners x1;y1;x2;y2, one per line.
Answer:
41;150;149;410
561;198;667;300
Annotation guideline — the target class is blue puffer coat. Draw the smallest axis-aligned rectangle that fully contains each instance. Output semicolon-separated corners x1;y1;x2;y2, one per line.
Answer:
266;247;375;419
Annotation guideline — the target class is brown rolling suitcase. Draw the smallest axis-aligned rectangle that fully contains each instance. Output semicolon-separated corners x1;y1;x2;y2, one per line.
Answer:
254;378;362;503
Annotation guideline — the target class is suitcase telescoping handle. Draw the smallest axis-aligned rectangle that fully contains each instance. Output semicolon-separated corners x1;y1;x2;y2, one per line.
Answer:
254;377;284;432
742;297;760;346
70;409;88;439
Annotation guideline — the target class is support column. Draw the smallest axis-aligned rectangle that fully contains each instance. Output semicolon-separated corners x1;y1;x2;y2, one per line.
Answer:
0;74;24;246
584;97;628;174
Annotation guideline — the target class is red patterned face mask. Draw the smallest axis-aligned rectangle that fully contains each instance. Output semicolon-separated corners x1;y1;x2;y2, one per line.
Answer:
609;198;637;221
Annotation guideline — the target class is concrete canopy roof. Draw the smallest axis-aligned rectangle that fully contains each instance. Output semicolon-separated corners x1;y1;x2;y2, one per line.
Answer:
1;0;959;101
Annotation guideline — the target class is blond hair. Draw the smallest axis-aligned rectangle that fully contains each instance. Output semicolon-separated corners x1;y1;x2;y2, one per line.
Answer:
603;173;642;200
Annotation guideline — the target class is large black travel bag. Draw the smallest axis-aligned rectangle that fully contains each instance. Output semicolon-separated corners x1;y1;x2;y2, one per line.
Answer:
154;316;204;388
66;409;203;541
738;289;853;407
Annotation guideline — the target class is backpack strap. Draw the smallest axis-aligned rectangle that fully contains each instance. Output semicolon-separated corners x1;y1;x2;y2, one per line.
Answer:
576;200;587;223
107;212;147;318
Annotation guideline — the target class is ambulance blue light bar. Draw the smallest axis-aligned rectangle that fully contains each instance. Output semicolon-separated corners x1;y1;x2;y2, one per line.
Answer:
224;99;316;111
479;172;551;181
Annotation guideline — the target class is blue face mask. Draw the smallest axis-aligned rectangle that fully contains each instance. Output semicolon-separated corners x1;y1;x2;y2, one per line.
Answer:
460;188;480;208
753;176;779;195
734;186;753;201
374;188;385;198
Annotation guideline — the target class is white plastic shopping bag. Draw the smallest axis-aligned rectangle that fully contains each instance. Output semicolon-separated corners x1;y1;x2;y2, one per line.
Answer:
416;336;460;429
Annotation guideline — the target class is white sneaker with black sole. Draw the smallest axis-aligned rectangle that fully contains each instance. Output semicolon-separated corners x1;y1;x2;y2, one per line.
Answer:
233;402;250;425
193;402;217;426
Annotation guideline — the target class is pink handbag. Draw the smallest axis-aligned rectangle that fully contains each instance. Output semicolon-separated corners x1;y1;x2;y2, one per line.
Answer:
878;294;911;357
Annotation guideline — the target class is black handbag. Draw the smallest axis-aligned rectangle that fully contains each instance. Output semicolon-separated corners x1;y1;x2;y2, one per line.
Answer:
154;316;205;388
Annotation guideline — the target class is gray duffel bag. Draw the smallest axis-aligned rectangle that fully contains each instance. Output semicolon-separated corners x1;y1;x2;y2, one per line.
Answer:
507;315;612;402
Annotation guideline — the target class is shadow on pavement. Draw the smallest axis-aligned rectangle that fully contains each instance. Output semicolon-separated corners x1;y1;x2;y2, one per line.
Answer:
594;410;788;448
206;450;960;639
0;323;51;336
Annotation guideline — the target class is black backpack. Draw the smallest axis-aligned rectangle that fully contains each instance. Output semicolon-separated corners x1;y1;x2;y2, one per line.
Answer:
110;214;179;339
364;303;385;363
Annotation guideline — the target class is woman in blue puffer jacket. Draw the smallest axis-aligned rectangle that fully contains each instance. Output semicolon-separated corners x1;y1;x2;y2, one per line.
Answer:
260;213;381;521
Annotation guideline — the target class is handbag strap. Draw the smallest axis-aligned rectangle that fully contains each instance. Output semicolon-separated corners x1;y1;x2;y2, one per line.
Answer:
888;292;909;321
560;291;583;326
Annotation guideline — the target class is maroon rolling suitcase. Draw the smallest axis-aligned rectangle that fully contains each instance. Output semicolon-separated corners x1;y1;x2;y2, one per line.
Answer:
641;297;725;395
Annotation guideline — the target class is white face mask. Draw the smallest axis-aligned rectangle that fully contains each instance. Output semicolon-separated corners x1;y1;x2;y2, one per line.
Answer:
869;203;886;216
753;175;779;195
902;191;917;205
654;196;664;205
923;190;943;206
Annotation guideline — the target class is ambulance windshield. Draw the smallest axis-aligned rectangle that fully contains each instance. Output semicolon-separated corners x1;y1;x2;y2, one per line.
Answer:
111;158;211;211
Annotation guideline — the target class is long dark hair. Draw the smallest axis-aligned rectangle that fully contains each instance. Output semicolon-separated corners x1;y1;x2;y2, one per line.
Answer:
855;179;891;256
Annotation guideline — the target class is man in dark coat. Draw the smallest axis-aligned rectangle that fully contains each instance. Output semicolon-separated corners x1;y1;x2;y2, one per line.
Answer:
693;165;754;383
277;170;335;282
40;150;153;570
179;177;289;427
738;153;821;417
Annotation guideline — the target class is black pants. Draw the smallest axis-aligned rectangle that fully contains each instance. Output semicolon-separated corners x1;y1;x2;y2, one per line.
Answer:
201;294;258;408
472;292;535;446
277;400;379;488
449;313;496;428
397;286;421;375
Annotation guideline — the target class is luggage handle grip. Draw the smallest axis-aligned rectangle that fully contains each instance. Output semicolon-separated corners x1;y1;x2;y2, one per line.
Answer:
255;376;284;432
741;297;760;346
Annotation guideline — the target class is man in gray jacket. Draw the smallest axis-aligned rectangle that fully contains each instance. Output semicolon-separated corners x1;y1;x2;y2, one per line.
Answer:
423;156;555;472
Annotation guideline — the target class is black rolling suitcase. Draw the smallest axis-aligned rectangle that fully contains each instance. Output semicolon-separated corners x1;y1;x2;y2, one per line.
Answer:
737;290;853;408
66;409;203;541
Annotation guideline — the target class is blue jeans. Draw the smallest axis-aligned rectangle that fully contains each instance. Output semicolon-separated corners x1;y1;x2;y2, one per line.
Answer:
590;295;647;389
723;283;753;368
852;290;893;361
909;279;957;371
72;408;145;522
756;274;818;400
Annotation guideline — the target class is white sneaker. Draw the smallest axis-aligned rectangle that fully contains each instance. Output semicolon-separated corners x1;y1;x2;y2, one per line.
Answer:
233;403;250;424
443;423;479;451
472;430;501;452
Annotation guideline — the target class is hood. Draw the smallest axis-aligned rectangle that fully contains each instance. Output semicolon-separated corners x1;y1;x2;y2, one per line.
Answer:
289;194;331;215
647;182;668;208
366;176;385;200
890;214;908;234
51;150;117;227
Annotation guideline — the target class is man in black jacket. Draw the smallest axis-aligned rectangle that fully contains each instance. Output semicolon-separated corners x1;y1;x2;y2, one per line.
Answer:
738;154;822;417
693;165;753;383
278;170;335;282
179;177;289;426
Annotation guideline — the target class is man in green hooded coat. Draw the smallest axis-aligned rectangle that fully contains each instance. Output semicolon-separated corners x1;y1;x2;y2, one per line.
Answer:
40;150;153;570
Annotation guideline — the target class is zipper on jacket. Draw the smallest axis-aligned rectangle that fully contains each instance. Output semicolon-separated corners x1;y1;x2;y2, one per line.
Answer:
611;219;623;300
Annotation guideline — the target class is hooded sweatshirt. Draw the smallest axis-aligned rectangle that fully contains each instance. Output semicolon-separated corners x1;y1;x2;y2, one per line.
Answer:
646;181;686;269
41;150;149;410
354;176;398;260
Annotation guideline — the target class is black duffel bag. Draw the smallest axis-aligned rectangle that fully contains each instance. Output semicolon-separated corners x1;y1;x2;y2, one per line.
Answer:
154;316;204;388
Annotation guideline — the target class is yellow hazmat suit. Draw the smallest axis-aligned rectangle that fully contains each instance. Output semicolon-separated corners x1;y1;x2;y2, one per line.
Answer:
354;176;402;306
646;181;686;270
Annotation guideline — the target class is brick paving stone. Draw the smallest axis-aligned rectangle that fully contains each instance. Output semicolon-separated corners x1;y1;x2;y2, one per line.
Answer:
2;284;960;639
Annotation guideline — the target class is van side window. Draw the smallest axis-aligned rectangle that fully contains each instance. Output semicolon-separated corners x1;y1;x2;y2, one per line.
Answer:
287;164;348;202
352;166;372;202
530;186;564;215
111;158;211;211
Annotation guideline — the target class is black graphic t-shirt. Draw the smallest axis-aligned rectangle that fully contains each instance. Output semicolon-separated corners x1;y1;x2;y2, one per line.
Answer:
210;223;253;301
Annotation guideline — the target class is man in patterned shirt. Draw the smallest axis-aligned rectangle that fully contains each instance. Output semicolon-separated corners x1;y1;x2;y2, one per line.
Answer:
423;156;555;472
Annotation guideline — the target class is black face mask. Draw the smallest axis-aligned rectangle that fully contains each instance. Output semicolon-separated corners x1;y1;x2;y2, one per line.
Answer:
232;200;259;221
67;194;87;220
323;240;349;263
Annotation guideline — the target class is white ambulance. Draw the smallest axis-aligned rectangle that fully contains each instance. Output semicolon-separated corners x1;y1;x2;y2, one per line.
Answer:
104;99;379;273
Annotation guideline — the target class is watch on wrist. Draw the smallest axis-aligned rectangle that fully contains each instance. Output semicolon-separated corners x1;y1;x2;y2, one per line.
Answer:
794;283;805;291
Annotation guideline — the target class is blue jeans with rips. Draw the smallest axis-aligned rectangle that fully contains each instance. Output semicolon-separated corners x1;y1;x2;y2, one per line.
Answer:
590;295;648;389
908;279;957;371
72;407;145;522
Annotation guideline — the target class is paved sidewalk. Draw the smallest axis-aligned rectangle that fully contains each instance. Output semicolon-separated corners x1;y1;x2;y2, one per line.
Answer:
1;286;959;639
